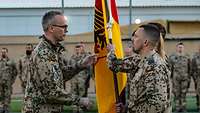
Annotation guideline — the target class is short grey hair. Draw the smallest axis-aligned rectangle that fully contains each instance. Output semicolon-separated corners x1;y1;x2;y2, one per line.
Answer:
42;11;63;31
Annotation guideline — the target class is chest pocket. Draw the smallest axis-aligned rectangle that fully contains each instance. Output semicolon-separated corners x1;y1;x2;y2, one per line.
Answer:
174;57;188;71
0;61;12;81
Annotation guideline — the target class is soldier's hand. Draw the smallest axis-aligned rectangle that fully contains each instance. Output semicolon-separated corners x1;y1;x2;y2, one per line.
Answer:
107;43;115;52
107;51;122;73
79;97;92;110
115;102;125;113
81;54;97;67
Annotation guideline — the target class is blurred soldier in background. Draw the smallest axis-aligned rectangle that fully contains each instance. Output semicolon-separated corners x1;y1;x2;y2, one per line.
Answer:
79;43;93;97
169;42;191;112
124;46;133;57
191;45;200;111
123;46;133;103
0;48;17;113
18;43;34;94
69;43;93;113
22;10;96;113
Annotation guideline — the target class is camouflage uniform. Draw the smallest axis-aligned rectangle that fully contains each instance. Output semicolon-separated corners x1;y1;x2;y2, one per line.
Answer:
0;57;17;113
22;35;87;113
123;54;141;103
18;55;31;93
108;50;171;113
169;53;191;111
191;52;200;110
69;52;90;97
69;52;92;113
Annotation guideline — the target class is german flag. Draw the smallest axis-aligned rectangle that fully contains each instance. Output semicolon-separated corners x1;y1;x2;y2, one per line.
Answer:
94;0;127;113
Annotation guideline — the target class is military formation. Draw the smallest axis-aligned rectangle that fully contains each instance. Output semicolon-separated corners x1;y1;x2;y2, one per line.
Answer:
0;10;199;113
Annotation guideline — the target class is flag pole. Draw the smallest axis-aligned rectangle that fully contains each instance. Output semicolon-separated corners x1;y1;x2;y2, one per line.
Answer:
106;0;120;104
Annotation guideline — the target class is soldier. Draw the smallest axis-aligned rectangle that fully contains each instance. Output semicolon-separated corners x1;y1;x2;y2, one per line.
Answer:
18;43;34;94
79;43;93;98
69;44;92;113
107;24;171;113
124;46;133;57
191;45;200;111
22;11;96;113
0;48;17;113
169;42;191;112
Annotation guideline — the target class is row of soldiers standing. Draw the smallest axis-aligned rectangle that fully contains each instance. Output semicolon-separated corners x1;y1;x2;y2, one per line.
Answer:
0;42;92;113
169;43;200;112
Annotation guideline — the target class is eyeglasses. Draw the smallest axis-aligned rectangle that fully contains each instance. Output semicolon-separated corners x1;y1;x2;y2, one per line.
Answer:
52;24;68;30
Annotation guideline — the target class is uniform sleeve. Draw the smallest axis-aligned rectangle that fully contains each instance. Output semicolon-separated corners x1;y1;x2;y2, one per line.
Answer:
18;59;23;81
62;57;87;81
32;55;80;105
120;55;140;73
168;55;174;78
11;60;18;84
187;56;191;88
187;55;191;75
191;56;197;80
107;51;140;73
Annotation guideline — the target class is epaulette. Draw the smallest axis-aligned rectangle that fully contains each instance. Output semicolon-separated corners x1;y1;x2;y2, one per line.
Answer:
146;55;155;65
169;53;177;60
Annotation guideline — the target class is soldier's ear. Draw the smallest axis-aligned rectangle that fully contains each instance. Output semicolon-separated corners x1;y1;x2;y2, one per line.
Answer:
143;39;149;47
48;25;54;33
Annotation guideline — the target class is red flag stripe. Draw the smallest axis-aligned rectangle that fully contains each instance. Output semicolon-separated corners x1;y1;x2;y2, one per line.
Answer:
111;0;119;23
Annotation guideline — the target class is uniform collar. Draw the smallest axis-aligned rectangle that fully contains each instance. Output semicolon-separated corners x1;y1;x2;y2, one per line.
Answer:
141;50;156;60
138;50;156;67
0;57;9;61
40;35;65;53
176;52;186;56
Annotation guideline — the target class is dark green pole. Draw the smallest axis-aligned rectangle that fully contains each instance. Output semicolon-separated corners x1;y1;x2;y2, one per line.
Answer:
61;0;64;13
129;0;132;38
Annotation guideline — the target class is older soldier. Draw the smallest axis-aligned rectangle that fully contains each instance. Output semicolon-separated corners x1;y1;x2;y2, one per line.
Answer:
108;24;171;113
191;45;200;111
0;48;17;113
22;11;96;113
169;42;191;112
18;43;34;94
